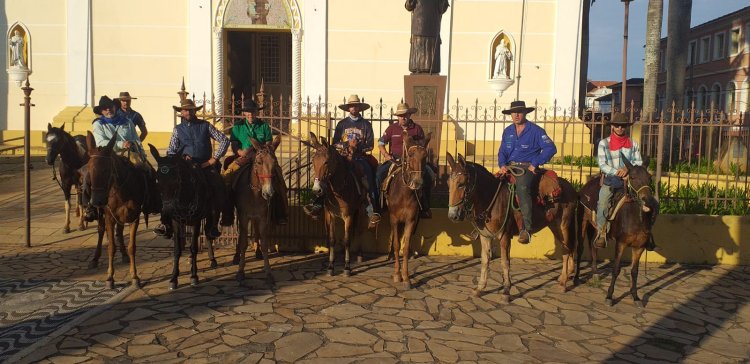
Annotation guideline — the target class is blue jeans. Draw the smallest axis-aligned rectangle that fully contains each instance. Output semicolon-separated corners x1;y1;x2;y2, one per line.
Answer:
597;185;613;230
354;157;378;210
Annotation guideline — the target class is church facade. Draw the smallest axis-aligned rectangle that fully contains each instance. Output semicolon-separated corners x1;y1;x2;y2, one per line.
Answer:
1;0;585;142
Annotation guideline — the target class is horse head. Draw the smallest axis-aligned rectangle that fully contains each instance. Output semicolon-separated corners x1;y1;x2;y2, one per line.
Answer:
149;143;193;217
86;131;117;207
308;132;339;195
45;123;66;165
623;153;656;213
402;130;431;191
446;152;470;222
251;136;278;201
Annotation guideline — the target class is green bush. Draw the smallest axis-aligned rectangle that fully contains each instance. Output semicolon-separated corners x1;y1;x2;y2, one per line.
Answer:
659;183;750;215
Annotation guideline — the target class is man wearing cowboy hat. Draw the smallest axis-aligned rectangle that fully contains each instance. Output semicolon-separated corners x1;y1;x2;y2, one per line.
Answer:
84;95;159;221
594;112;651;249
220;99;288;226
116;91;148;141
497;100;557;244
304;95;380;226
375;102;433;218
153;98;229;239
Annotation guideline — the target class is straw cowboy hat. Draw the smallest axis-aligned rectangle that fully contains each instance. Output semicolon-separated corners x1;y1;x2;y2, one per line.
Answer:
394;102;418;117
606;112;634;126
118;91;137;101
502;100;536;115
240;99;264;113
93;95;116;115
172;99;204;112
338;94;371;111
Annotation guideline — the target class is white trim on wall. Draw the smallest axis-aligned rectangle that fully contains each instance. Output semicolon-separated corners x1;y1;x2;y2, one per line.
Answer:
66;0;93;106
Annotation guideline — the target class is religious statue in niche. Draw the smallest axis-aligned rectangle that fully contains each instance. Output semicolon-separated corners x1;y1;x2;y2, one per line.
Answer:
247;0;271;24
8;29;27;69
493;38;512;79
405;0;450;74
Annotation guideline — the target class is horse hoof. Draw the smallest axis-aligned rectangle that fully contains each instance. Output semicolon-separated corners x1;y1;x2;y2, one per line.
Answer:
131;278;141;288
559;284;568;293
357;255;363;264
393;275;401;283
121;256;130;264
343;269;351;277
472;289;482;298
402;281;412;290
191;277;199;287
210;260;218;269
634;300;644;308
78;225;86;231
236;272;245;282
88;261;98;269
232;255;240;265
605;298;614;306
63;227;71;234
169;282;177;290
106;280;114;290
499;294;510;304
255;250;263;260
327;268;334;277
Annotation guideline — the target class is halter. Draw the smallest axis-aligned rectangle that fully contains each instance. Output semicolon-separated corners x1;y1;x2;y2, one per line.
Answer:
448;164;477;209
627;175;654;220
401;144;427;191
250;148;275;192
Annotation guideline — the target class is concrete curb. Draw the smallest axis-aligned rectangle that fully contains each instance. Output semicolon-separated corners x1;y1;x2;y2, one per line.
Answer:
7;283;139;364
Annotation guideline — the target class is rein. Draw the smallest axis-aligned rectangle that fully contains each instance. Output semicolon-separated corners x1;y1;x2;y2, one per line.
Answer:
401;144;426;191
450;164;515;240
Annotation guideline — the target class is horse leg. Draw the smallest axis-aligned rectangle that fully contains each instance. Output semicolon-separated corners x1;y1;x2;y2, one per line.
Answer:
232;218;240;265
630;247;646;307
401;221;417;289
169;221;182;290
605;241;627;306
257;219;274;287
498;234;512;304
326;212;336;276
89;216;105;269
76;185;86;230
127;221;140;287
190;221;200;286
342;215;355;277
117;223;129;264
206;234;218;269
473;235;491;297
392;223;402;283
63;195;72;234
105;217;116;289
236;214;250;282
589;223;600;282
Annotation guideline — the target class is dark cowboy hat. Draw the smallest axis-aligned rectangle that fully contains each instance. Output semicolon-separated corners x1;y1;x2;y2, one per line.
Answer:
606;112;634;126
338;94;371;111
172;99;204;112
118;91;137;101
502;100;536;115
240;99;264;113
93;95;116;115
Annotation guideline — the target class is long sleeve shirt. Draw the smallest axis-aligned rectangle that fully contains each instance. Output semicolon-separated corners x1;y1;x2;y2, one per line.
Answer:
378;120;425;159
333;116;374;153
230;118;272;150
597;137;643;176
166;118;229;161
497;121;557;168
92;116;146;160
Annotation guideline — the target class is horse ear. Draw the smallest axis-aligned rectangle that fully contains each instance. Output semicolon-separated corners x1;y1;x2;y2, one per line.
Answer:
642;155;650;170
47;123;52;131
620;151;633;170
457;153;466;167
309;132;320;147
60;123;65;131
272;135;281;152
446;152;456;170
423;132;432;147
320;137;329;148
106;134;117;151
148;143;161;161
85;131;96;152
249;137;262;150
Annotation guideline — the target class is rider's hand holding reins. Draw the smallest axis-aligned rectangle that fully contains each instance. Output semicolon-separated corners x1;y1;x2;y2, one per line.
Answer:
200;158;217;168
616;167;628;177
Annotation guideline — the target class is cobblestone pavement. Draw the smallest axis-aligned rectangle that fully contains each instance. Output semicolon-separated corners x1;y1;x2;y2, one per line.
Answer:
1;163;750;363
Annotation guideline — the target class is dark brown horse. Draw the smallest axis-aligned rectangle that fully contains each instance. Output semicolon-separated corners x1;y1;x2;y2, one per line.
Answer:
86;132;146;288
234;136;281;284
307;132;365;277
446;153;578;303
149;144;219;289
576;156;657;307
381;131;431;289
45;123;88;233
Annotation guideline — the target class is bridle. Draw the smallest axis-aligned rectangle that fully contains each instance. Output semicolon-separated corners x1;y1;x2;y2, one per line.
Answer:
157;159;202;221
401;144;427;191
448;164;477;210
251;148;275;192
89;152;139;225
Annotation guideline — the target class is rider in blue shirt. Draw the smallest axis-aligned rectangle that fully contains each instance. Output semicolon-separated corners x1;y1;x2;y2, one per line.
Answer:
497;101;557;244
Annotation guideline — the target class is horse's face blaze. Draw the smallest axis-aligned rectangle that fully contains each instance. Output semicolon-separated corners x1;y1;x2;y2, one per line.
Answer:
45;129;61;165
255;149;276;200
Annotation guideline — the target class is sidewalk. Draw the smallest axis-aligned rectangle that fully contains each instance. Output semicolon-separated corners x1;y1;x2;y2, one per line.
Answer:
1;162;749;363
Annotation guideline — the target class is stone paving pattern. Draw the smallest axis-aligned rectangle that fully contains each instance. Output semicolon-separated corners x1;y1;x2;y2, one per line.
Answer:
1;162;750;363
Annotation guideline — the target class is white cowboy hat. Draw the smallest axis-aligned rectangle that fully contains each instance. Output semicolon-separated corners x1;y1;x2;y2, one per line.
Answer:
338;94;371;111
394;102;418;117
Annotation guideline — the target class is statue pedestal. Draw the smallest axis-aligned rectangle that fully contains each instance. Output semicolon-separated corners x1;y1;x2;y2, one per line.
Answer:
404;74;447;165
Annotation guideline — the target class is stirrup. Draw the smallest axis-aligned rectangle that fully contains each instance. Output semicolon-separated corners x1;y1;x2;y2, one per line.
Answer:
368;213;381;229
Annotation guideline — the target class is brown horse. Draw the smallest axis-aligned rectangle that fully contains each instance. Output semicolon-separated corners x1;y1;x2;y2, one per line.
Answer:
86;132;146;288
446;153;578;303
149;144;219;289
381;131;431;289
307;132;365;277
45;123;88;233
234;136;281;285
576;156;657;307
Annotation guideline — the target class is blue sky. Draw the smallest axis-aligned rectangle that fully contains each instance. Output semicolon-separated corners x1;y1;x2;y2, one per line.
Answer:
588;0;748;80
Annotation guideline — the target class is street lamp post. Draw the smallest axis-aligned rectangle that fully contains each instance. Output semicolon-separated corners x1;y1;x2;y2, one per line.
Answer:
21;80;33;248
621;0;633;114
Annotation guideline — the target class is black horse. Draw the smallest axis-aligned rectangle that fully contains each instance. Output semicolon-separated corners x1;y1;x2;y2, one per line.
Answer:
45;123;88;233
576;156;658;307
149;144;219;289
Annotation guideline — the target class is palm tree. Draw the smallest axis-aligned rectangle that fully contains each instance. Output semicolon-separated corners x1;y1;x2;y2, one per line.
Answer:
642;0;663;121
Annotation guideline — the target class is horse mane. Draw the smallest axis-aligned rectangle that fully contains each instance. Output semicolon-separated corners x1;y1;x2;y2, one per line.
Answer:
50;127;88;168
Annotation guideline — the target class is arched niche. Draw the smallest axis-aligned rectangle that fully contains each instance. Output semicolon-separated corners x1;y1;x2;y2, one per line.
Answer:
7;22;32;73
488;31;516;80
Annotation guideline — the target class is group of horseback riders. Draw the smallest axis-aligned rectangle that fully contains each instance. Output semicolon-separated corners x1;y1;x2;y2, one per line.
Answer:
78;90;651;250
